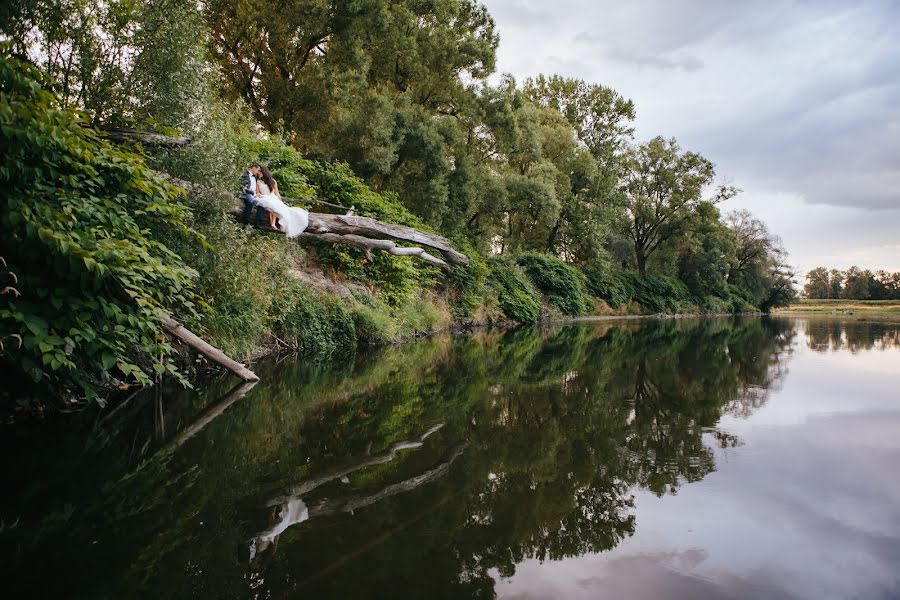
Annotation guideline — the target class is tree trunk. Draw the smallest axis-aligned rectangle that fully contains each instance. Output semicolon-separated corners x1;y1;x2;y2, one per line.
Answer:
635;247;647;276
161;316;259;382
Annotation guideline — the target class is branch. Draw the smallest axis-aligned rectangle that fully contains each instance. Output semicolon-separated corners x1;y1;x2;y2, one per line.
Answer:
95;126;192;147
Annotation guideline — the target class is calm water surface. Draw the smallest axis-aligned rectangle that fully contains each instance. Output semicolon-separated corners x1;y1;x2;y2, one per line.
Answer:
2;317;899;599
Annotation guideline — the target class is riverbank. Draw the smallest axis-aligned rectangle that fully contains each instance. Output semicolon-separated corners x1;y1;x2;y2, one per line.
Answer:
774;299;900;318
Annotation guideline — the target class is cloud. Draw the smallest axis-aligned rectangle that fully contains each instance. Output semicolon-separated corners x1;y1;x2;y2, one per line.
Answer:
480;0;900;270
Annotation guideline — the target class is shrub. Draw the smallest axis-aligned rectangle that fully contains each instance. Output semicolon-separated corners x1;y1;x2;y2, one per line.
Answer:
0;53;201;398
271;281;356;356
515;253;590;316
627;274;691;314
441;238;489;320
725;284;758;314
486;258;542;323
582;265;633;308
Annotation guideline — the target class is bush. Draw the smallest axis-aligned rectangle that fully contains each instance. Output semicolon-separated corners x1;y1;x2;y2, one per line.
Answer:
628;274;691;314
582;265;632;308
515;253;590;316
725;284;758;313
486;258;542;323
271;281;356;356
441;238;489;320
0;54;201;398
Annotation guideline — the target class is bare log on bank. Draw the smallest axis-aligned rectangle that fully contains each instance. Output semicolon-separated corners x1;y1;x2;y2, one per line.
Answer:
96;126;192;147
161;316;259;382
157;174;470;269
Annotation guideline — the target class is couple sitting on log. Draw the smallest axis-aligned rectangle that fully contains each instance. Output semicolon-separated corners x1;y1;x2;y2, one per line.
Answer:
241;162;309;237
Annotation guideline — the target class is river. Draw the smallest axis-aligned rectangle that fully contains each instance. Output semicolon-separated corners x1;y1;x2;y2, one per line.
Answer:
2;317;899;599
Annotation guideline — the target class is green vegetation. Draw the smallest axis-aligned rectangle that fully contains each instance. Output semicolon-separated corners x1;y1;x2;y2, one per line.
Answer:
777;299;900;317
804;266;900;300
1;1;796;405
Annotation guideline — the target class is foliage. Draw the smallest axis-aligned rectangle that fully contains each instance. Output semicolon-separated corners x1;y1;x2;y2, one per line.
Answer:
486;258;542;323
515;252;590;316
805;266;900;300
627;273;693;314
618;136;737;275
271;281;356;356
0;53;200;396
1;0;208;129
441;238;490;320
582;265;631;308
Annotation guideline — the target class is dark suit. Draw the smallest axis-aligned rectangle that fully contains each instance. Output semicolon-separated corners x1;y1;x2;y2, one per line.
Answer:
241;171;267;225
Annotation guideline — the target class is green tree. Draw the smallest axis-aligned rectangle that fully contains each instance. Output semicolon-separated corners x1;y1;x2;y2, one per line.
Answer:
804;267;830;299
619;137;735;275
842;266;873;300
828;268;844;299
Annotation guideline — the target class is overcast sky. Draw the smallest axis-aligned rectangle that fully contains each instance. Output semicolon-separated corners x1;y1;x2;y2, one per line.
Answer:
480;0;900;275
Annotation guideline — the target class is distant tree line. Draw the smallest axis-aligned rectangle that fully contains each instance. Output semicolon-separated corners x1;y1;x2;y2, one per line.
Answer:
804;267;900;300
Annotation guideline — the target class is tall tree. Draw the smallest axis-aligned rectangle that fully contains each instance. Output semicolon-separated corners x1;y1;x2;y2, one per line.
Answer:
804;267;830;299
203;0;498;226
842;266;872;300
828;268;844;299
522;75;635;160
619;136;734;275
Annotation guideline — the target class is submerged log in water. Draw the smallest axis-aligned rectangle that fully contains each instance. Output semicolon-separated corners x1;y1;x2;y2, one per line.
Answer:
161;316;259;382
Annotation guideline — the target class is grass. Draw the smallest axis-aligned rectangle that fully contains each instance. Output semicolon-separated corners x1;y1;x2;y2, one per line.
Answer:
775;299;900;316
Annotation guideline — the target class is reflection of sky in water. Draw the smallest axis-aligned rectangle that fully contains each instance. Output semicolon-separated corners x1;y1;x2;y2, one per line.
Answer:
496;323;900;599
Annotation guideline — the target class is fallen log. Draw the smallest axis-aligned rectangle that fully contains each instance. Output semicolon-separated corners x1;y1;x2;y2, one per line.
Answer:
96;126;192;147
157;174;469;269
301;232;448;267
161;315;259;382
305;213;469;266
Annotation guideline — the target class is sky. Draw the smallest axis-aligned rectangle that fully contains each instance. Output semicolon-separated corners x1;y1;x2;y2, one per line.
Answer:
479;0;900;276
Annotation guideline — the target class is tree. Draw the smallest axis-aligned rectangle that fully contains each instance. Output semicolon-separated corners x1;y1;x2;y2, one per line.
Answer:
842;266;872;300
677;203;737;299
522;75;635;160
619;136;734;276
0;0;209;129
829;269;844;299
804;267;830;299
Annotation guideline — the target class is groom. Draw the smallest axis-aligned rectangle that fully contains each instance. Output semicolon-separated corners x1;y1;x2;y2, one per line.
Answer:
241;162;268;226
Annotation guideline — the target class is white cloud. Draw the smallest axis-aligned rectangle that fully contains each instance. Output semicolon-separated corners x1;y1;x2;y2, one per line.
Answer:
481;0;900;272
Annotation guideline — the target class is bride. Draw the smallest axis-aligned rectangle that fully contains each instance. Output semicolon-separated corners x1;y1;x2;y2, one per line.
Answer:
254;165;309;238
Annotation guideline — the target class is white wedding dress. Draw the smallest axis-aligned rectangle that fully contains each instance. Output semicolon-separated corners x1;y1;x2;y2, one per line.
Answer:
255;181;309;238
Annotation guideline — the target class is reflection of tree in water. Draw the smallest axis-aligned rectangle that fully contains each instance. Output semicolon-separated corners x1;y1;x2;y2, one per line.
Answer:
3;317;803;599
805;318;900;353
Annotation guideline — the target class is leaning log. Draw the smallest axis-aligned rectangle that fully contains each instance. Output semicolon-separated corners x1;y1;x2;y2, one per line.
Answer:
96;126;192;147
161;316;259;382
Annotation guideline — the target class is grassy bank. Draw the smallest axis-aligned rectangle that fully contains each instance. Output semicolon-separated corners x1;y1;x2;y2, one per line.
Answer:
776;299;900;317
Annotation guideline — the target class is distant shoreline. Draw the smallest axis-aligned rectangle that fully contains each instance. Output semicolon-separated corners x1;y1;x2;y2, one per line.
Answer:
775;299;900;319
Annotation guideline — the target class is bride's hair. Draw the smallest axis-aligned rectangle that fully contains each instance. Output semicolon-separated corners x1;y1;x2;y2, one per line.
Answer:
258;165;277;191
